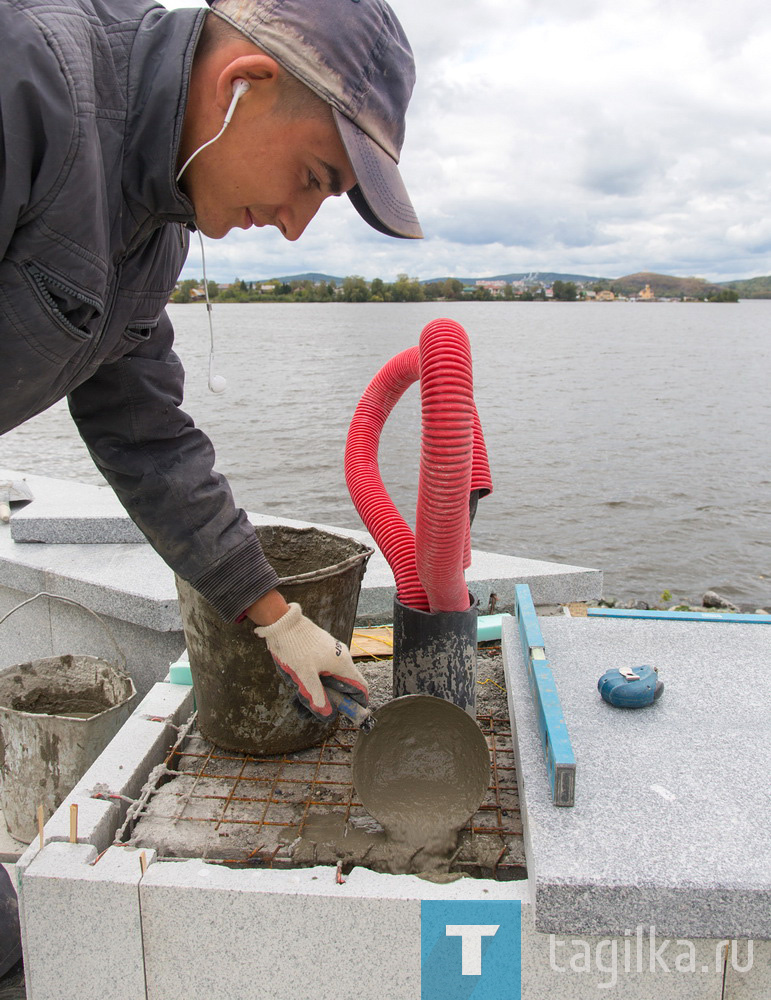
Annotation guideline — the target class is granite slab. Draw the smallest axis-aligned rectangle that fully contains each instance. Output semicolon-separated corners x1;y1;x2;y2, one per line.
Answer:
22;843;153;1000
723;939;771;999
0;468;602;622
9;476;145;544
502;615;771;940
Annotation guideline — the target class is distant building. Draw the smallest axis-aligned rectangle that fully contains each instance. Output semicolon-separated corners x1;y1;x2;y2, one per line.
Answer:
638;283;655;300
584;289;597;299
260;284;278;294
189;286;206;300
475;280;507;296
596;290;615;301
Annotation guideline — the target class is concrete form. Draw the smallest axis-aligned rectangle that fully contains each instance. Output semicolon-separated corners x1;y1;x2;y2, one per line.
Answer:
11;663;767;1000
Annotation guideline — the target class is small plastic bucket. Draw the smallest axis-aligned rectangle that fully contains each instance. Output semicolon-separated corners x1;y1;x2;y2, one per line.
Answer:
0;653;136;841
176;525;373;755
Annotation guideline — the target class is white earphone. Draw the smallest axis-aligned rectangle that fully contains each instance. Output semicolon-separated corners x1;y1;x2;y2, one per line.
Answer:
225;79;251;124
176;78;251;182
176;79;251;395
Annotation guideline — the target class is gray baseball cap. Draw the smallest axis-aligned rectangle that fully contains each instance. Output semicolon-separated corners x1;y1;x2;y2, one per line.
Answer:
208;0;423;239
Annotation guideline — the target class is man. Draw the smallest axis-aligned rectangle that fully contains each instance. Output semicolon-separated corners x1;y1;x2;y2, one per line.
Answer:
0;0;422;719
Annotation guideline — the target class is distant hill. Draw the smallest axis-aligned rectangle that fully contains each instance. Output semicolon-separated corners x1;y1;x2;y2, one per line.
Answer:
610;271;723;299
255;272;344;285
254;271;609;287
717;275;771;298
246;270;771;297
421;271;607;286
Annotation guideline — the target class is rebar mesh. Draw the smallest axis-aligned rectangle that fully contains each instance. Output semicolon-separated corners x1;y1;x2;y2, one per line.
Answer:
120;711;525;879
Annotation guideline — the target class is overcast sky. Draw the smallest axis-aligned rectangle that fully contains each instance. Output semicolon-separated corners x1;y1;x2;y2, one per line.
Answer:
165;0;771;283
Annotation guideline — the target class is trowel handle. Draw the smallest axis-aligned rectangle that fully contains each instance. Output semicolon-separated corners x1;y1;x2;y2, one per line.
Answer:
323;684;375;732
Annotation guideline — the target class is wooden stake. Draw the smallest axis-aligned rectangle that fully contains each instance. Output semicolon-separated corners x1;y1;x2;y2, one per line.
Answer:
69;803;78;843
139;851;148;876
37;804;44;850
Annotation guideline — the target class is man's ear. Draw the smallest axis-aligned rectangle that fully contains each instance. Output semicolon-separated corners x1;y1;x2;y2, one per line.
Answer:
215;53;282;116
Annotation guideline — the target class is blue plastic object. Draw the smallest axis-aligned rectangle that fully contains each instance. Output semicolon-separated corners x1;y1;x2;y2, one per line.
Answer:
589;608;770;624
514;584;576;806
598;664;663;708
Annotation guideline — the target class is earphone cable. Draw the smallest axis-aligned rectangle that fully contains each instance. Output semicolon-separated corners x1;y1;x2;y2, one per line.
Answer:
197;228;218;384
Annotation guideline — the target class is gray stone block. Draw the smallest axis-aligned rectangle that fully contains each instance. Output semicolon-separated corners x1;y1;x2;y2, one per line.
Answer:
503;615;771;940
0;525;47;596
0;533;180;633
1;470;602;633
9;477;145;544
141;860;422;1000
245;510;602;616
723;939;771;999
22;843;153;1000
0;586;55;671
520;905;725;999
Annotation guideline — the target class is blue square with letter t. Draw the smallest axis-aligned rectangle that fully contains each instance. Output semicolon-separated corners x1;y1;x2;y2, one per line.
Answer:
421;900;521;999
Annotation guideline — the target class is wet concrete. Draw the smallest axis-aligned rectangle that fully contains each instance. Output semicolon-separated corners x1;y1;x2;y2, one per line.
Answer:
128;651;524;879
351;695;491;874
8;688;109;717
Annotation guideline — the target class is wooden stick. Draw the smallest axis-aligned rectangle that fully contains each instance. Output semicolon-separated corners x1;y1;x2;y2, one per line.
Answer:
69;803;78;843
37;804;44;850
139;851;148;875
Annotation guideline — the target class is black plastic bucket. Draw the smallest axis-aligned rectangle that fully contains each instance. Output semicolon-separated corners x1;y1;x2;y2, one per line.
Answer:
176;526;373;755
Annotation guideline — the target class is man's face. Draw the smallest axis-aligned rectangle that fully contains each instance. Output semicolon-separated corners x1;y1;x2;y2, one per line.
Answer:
182;103;357;240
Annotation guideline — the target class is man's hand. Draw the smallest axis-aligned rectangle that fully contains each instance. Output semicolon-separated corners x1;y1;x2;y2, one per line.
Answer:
253;602;368;721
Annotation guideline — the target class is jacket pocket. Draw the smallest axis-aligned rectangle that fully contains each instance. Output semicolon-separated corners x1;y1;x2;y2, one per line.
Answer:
124;319;159;345
22;260;103;343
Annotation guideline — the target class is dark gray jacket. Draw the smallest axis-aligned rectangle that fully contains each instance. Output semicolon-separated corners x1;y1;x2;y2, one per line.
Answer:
0;0;280;619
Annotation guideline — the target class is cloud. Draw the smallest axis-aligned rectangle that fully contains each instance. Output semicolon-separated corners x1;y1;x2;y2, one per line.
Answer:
167;0;771;282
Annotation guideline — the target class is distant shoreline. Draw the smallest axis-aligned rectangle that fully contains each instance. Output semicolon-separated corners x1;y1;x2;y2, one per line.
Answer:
170;296;752;304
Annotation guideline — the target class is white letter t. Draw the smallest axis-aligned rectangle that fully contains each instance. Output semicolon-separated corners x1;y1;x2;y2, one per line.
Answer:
445;924;500;975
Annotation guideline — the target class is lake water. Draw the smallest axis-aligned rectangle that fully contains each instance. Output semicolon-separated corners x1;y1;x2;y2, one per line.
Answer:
1;300;769;608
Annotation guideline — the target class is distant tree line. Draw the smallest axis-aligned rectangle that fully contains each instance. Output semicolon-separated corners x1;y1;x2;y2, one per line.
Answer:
170;273;739;305
171;274;587;303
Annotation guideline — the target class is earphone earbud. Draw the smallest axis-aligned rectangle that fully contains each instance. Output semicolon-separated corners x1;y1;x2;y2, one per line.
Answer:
224;79;250;125
208;373;227;394
176;80;251;183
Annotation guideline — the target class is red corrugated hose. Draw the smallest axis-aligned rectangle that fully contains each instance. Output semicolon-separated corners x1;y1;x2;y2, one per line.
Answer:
344;318;492;613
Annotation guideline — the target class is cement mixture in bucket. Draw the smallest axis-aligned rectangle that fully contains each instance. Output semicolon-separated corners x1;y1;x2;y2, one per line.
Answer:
0;654;136;841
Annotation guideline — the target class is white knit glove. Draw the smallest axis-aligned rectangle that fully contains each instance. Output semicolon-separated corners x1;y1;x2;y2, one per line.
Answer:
254;603;369;721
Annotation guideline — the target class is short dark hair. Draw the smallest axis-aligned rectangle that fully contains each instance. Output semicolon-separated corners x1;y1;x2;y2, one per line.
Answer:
198;11;331;121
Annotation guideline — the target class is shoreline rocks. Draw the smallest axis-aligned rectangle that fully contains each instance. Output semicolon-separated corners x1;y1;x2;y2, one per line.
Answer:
595;589;768;615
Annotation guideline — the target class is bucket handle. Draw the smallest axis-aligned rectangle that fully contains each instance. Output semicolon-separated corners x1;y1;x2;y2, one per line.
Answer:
276;545;375;587
0;592;128;672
